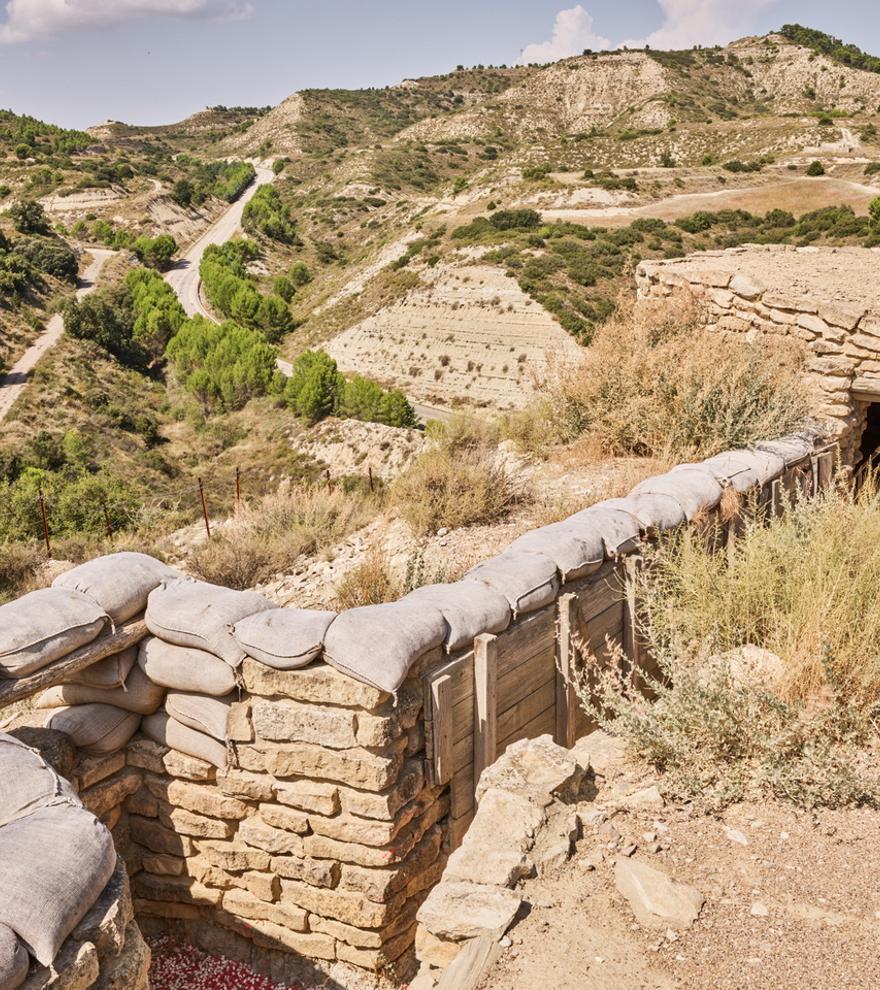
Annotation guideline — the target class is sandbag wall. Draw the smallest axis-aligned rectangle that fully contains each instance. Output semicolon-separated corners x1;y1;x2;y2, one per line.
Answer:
0;432;836;979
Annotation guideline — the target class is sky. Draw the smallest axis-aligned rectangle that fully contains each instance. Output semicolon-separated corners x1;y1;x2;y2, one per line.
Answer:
0;0;879;130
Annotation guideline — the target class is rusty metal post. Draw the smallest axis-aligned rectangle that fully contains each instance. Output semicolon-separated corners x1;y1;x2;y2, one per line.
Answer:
368;465;374;492
102;502;113;540
235;466;242;512
198;477;211;539
38;489;52;557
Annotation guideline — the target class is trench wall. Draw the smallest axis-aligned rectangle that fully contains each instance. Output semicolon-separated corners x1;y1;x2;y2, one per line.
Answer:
1;432;836;983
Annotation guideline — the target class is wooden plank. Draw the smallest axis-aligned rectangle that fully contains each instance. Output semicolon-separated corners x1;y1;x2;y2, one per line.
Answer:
497;647;555;715
623;555;643;673
817;449;835;491
450;763;475;820
473;634;497;799
573;566;626;624
438;933;502;990
430;674;454;786
452;731;474;775
579;601;625;657
448;810;476;851
770;477;783;518
452;692;475;745
498;677;555;744
495;606;555;677
555;592;577;749
0;619;147;708
498;704;555;754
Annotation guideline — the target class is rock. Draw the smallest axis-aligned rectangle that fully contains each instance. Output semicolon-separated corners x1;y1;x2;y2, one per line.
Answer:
10;726;77;778
715;644;785;691
475;734;586;805
724;825;749;846
197;839;271;872
222;888;308;931
72;858;132;958
92;922;151;990
729;274;764;300
620;784;664;812
417;880;522;941
571;730;627;778
22;938;99;990
252;699;358;748
751;902;770;917
614;858;704;930
276;779;340;816
216;768;274;802
241;658;389;710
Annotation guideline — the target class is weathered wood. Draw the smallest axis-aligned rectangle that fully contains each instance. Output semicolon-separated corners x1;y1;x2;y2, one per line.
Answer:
448;809;476;851
438;933;501;990
555;593;578;749
499;677;555;744
816;449;835;491
0;619;148;708
495;606;555;677
450;763;475;820
497;646;555;716
574;566;626;623
770;477;783;518
623;555;643;674
473;634;497;800
430;674;454;786
578;601;625;658
498;704;555;754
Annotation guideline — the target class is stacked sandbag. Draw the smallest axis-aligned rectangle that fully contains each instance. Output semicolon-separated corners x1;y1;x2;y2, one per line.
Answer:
0;732;116;974
0;588;110;679
137;579;276;767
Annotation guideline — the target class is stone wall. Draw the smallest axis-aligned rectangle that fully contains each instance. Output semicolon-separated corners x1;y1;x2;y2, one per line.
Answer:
636;245;880;465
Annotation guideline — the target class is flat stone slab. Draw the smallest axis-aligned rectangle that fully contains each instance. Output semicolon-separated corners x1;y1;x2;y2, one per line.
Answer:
417;880;523;941
614;857;704;930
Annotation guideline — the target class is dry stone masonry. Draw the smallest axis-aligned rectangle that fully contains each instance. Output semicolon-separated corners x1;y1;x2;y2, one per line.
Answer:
637;245;880;465
0;433;836;983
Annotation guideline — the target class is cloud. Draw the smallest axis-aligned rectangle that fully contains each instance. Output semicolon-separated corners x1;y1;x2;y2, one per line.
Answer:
0;0;254;43
520;1;778;63
621;0;778;50
520;5;611;64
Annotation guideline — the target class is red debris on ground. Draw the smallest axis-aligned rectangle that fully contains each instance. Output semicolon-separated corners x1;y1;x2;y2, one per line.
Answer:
147;935;306;990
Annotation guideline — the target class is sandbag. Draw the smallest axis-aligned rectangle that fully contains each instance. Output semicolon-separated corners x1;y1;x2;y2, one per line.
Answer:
565;503;641;557
0;732;77;829
510;523;603;582
165;691;235;742
137;637;236;696
0;588;110;679
142;712;227;769
322;601;447;696
233;608;336;670
145;578;274;666
53;552;180;624
403;581;511;653
45;704;141;756
0;804;115;965
64;646;137;690
464;549;559;617
700;451;762;493
37;663;165;716
614;492;686;532
632;467;723;521
756;434;815;467
0;924;28;990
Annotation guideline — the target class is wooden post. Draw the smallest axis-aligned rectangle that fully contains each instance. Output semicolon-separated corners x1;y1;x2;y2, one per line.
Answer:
235;466;242;511
38;489;52;557
555;593;578;749
368;465;374;492
623;556;643;678
473;633;497;798
102;502;113;540
430;674;453;786
770;477;783;518
198;477;211;539
817;449;835;491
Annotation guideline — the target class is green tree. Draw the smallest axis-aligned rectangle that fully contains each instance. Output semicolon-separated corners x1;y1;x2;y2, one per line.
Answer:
242;185;296;243
257;293;294;341
289;262;312;287
806;160;826;176
284;350;341;422
870;197;880;230
133;233;178;270
8;199;49;234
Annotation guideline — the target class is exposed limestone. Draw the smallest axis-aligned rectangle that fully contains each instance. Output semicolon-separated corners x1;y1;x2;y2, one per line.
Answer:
614;857;704;930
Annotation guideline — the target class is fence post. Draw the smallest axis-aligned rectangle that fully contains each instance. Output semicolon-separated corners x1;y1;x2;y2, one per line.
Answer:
38;489;52;557
473;634;497;801
555;593;578;750
198;477;211;539
235;466;241;512
430;674;453;787
368;465;374;492
102;502;113;540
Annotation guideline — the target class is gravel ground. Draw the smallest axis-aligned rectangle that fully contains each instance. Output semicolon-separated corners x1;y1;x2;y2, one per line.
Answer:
479;789;880;990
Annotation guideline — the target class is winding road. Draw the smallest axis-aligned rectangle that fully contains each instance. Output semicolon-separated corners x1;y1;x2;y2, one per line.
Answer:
164;164;275;319
0;248;115;423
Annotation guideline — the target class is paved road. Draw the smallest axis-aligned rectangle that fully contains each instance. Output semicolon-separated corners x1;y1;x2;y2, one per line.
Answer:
0;248;115;423
164;164;275;319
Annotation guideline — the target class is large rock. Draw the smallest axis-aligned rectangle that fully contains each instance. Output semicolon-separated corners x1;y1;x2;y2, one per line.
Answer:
475;734;586;805
614;857;704;930
571;729;627;778
417;880;522;941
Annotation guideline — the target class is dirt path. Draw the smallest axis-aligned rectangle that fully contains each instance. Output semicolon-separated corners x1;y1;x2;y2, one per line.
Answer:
0;248;115;423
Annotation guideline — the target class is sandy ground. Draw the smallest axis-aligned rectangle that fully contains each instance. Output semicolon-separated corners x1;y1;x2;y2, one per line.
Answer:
480;792;880;990
0;249;115;423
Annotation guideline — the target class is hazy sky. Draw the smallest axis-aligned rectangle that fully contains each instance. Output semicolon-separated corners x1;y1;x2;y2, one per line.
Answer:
1;0;878;130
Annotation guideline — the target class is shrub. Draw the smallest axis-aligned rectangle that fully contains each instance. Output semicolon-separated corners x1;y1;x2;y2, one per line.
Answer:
189;486;372;589
577;481;880;810
806;160;826;176
534;294;808;460
8;199;49;234
870;197;880;230
489;209;542;230
865;162;880;176
390;439;524;534
133;233;177;270
16;236;77;281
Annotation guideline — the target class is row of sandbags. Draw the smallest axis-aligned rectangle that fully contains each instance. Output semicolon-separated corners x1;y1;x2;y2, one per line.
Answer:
0;435;820;716
0;732;117;988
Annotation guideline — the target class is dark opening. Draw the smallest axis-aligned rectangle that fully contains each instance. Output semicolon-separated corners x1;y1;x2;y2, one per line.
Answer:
858;403;880;472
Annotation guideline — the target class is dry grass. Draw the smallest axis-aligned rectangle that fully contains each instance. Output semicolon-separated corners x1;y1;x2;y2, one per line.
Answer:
390;425;526;535
575;479;880;810
189;486;375;589
334;545;397;609
516;293;808;461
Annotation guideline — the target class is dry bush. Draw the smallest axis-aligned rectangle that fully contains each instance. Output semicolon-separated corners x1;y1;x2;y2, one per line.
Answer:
524;293;809;461
390;440;525;535
334;546;396;609
189;485;374;589
0;542;46;604
575;480;880;810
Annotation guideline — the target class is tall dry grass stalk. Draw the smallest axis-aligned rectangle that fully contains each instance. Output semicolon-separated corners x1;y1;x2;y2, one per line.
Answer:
519;292;809;461
189;485;375;589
